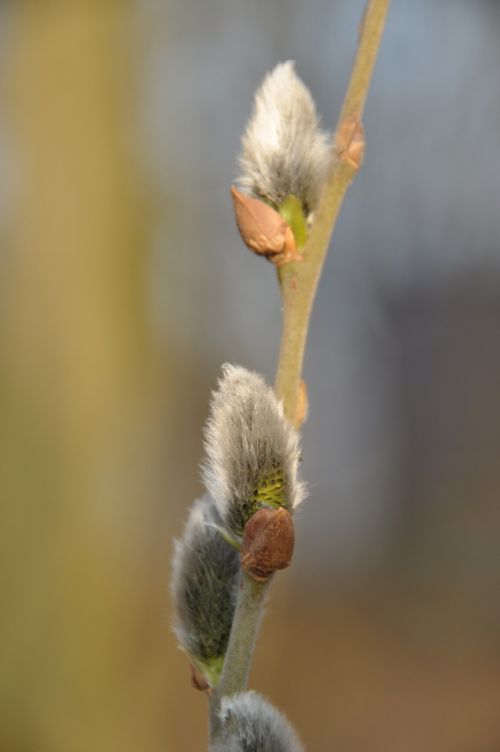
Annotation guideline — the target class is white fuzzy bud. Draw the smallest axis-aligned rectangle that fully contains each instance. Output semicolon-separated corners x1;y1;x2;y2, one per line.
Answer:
202;364;305;539
210;692;305;752
238;61;332;215
171;495;240;686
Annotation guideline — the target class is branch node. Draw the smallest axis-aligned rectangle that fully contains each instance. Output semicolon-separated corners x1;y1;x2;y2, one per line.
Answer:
335;116;365;170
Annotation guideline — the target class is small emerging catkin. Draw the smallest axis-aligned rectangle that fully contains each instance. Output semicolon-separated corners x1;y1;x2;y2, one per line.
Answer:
202;364;305;539
238;61;332;216
210;692;305;752
171;495;240;687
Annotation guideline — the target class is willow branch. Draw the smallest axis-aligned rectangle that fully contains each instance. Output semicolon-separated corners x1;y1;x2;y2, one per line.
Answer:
274;0;391;426
209;0;391;741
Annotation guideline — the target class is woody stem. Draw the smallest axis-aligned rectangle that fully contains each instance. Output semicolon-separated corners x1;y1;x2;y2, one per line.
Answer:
275;0;391;426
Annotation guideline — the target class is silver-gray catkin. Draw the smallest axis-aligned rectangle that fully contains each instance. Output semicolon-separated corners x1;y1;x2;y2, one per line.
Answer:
202;364;305;538
210;691;305;752
171;495;240;681
238;61;332;215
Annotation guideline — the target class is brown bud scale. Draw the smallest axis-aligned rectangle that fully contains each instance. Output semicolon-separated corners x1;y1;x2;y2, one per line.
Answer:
190;664;212;694
335;116;365;170
231;186;301;267
240;508;295;581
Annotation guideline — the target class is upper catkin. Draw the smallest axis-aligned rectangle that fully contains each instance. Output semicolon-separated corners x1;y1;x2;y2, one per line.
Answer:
202;364;305;539
210;691;305;752
238;61;332;216
171;495;240;686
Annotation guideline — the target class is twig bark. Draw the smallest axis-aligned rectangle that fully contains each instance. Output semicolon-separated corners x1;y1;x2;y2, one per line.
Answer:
275;0;391;425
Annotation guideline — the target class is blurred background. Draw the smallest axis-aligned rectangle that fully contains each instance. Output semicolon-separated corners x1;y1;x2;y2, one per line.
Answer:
1;0;500;750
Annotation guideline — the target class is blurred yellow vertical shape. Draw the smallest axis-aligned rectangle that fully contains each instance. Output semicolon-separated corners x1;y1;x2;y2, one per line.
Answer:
1;3;175;750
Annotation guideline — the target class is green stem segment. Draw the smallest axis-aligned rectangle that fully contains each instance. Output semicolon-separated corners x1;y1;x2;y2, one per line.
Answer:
209;573;270;737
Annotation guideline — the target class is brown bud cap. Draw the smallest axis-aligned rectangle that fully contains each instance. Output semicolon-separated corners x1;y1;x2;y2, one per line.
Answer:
190;664;212;694
240;508;295;582
231;186;299;266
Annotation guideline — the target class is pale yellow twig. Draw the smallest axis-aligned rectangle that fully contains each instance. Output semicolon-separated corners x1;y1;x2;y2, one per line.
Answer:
275;0;391;426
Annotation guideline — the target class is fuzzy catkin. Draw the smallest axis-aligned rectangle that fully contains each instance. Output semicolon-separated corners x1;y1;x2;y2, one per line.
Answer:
210;692;305;752
202;364;305;538
238;61;332;216
171;495;240;683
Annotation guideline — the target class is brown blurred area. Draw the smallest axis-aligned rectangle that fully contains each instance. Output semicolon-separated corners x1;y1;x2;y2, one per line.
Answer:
1;1;500;751
1;3;177;750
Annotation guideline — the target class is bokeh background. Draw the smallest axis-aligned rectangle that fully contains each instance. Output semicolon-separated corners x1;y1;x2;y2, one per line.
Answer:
1;1;500;750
